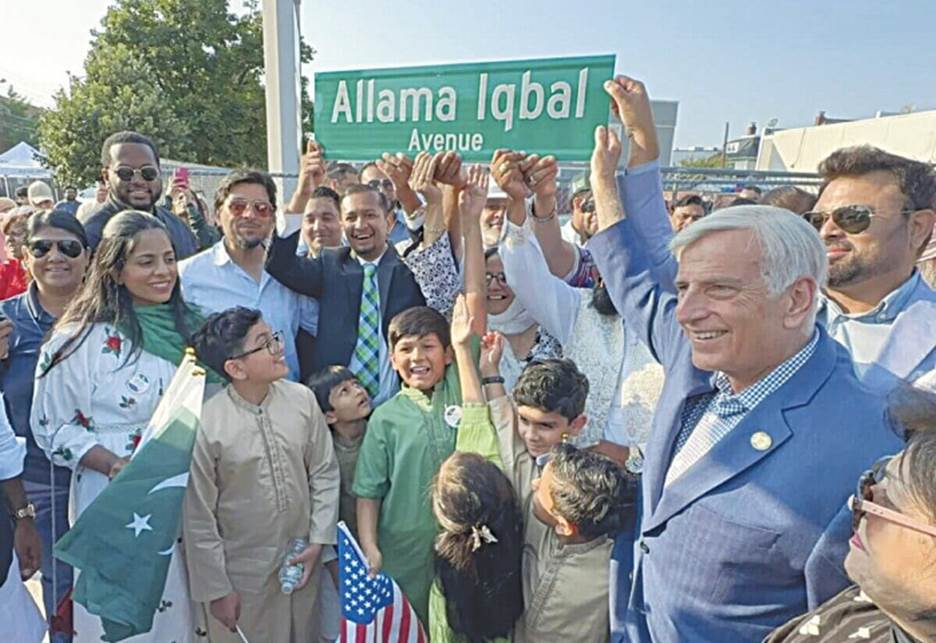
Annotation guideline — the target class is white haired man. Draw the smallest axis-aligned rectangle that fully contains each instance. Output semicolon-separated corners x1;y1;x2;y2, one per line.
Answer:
588;76;903;642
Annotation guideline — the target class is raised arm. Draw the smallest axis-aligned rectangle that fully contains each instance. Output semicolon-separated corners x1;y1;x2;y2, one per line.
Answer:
521;154;580;279
459;164;489;332
265;227;325;298
499;220;580;345
589;125;686;369
287;139;327;214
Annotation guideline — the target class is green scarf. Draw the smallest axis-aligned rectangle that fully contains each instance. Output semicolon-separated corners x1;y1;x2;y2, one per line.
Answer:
119;303;226;384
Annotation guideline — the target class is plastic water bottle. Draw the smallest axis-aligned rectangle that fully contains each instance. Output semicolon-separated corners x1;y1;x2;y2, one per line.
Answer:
279;538;307;594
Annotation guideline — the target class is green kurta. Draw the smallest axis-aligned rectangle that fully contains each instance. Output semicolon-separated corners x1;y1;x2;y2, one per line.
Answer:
352;358;466;627
333;432;364;537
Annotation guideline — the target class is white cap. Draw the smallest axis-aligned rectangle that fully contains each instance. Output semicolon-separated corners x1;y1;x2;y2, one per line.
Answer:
487;182;509;201
27;181;54;206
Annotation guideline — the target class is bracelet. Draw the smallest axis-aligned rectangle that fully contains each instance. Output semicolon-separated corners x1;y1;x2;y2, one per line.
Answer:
423;224;446;235
481;375;505;386
530;203;557;222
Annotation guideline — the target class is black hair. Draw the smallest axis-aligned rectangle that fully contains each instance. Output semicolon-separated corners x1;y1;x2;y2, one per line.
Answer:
672;194;704;210
741;184;762;195
191;306;263;382
100;131;161;168
342;183;391;213
727;197;758;208
305;365;358;413
512;358;589;420
42;211;192;375
819;145;936;212
14;186;28;198
64;185;77;191
214;169;278;213
26;209;89;248
434;452;525;641
310;185;340;210
590;282;618;317
388;306;451;350
760;186;817;215
549;442;637;540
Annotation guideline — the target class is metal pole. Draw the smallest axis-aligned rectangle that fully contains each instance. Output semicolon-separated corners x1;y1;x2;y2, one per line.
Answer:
261;0;301;204
721;122;730;169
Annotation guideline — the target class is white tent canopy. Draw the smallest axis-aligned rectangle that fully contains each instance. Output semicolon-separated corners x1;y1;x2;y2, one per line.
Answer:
0;141;53;178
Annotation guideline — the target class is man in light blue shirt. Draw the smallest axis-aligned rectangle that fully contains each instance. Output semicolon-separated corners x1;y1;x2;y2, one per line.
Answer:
809;146;936;390
179;169;318;381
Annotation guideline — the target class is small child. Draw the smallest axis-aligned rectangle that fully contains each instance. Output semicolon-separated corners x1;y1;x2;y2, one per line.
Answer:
353;305;482;626
478;335;637;642
306;366;371;536
184;306;340;643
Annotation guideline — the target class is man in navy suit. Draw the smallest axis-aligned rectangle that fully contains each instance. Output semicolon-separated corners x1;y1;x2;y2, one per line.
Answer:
589;76;903;642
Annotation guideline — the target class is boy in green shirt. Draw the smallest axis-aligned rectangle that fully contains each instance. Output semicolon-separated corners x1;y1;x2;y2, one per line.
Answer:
352;305;484;626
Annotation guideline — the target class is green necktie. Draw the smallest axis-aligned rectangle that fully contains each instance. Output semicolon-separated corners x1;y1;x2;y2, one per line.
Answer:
351;263;381;398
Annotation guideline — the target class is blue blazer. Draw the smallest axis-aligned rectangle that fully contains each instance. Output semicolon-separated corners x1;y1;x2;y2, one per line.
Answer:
589;215;903;643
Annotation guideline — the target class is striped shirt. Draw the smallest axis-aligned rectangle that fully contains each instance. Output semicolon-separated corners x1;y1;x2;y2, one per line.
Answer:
665;330;820;486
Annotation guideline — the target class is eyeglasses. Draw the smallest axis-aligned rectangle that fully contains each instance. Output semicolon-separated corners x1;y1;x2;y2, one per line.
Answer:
226;198;275;219
27;239;85;259
849;456;936;538
367;178;394;191
485;272;508;286
803;205;914;235
113;166;160;182
228;331;285;360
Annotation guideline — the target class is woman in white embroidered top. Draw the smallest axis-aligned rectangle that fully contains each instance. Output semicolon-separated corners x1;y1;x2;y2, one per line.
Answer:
498;217;664;449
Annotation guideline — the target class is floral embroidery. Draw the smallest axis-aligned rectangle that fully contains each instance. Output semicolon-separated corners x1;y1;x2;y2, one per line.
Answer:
156;599;173;613
53;446;74;461
119;395;137;410
102;330;123;357
72;409;94;430
126;429;143;453
38;351;53;373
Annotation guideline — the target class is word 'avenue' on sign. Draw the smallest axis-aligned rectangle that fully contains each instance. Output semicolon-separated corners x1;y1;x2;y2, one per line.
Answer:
313;55;616;162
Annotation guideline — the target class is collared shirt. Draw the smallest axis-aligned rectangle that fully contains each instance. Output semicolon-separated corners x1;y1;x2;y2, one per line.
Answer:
386;208;413;246
819;271;921;377
666;330;820;485
179;241;319;381
0;284;70;486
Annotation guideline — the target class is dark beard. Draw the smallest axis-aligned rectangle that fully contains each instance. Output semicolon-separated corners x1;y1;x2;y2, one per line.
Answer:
827;255;870;289
234;237;263;250
590;283;618;316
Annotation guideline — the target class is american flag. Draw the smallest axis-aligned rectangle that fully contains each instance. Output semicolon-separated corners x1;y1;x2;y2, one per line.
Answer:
338;522;427;643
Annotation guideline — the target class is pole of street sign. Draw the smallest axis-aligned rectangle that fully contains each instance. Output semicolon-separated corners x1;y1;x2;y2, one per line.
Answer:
261;0;301;203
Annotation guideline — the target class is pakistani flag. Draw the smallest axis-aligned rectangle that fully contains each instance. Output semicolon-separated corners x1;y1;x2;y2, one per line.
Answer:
54;352;206;642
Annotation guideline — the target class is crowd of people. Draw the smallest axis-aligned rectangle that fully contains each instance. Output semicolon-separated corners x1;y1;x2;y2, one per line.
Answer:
1;72;935;643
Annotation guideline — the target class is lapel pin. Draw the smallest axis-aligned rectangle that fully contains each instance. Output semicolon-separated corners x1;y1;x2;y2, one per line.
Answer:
750;431;772;451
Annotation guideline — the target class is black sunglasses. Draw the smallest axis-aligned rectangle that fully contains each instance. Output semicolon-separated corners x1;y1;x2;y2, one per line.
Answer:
803;204;914;235
28;239;85;259
114;165;160;182
228;331;285;360
851;456;890;533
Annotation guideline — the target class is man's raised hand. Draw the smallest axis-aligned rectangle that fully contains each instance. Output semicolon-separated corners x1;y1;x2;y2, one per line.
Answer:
604;75;659;166
458;164;489;221
490;149;528;201
520;154;558;198
409;152;443;205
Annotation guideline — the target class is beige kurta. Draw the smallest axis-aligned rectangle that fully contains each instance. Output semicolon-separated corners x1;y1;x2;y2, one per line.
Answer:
489;396;613;643
183;380;340;643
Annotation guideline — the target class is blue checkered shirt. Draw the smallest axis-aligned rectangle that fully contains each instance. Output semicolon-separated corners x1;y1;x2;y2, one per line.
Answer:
665;330;820;486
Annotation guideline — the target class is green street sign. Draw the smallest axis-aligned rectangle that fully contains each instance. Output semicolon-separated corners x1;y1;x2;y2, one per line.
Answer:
313;54;616;162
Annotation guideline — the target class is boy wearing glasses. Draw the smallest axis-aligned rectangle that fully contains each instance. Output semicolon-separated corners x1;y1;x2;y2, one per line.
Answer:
184;306;340;642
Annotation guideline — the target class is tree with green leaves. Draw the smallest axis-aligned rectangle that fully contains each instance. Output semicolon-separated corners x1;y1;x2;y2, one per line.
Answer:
0;84;42;152
679;152;726;169
39;0;313;185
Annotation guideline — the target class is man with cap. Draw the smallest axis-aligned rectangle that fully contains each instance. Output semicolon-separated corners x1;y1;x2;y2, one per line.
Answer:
561;172;596;247
26;182;54;212
54;186;80;218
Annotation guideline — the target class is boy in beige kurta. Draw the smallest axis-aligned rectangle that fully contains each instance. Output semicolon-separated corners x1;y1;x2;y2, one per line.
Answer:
482;355;635;643
184;308;340;642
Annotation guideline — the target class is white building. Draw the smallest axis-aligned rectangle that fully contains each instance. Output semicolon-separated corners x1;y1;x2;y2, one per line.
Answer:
756;110;936;172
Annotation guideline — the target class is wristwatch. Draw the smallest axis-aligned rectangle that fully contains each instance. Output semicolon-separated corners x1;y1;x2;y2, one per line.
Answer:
13;502;36;521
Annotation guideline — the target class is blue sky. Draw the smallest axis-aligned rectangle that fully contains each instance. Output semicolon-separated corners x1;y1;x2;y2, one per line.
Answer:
3;0;935;147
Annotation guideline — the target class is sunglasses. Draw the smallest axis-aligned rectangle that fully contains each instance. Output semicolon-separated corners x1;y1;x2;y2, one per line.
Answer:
228;331;285;360
849;456;936;538
227;198;275;219
27;239;85;259
367;178;394;191
803;204;914;235
114;166;160;182
485;272;508;286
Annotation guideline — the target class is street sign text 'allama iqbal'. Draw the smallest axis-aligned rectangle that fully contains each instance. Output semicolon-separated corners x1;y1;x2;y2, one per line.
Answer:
313;55;616;162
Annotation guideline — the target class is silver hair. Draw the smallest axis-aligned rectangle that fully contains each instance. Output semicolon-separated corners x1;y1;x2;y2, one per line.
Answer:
669;205;828;295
